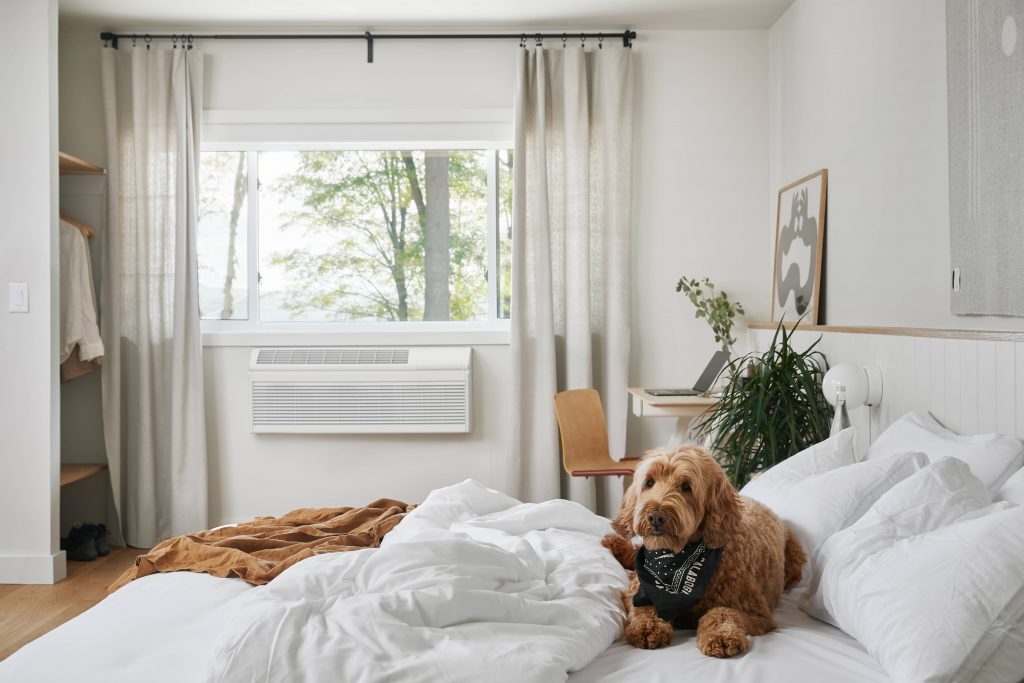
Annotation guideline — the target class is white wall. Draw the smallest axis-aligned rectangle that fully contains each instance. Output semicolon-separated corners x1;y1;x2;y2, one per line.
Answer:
768;0;1022;330
0;0;64;583
628;30;770;452
57;27;771;523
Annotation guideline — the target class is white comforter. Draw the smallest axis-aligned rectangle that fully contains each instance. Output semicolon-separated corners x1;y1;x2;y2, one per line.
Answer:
204;480;627;682
0;480;627;683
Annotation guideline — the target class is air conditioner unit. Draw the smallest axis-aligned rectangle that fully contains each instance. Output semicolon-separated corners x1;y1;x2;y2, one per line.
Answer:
249;347;472;434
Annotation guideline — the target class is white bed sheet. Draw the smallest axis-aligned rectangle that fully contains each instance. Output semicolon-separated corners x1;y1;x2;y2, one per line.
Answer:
571;589;889;683
1;576;887;683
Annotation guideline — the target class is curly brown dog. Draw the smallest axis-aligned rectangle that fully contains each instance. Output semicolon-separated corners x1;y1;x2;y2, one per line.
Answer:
602;446;806;657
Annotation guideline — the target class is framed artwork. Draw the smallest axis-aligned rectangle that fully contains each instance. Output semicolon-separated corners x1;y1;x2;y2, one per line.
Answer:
771;169;827;324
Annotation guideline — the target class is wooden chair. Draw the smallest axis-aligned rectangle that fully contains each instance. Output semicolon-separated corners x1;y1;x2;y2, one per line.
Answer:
554;389;643;477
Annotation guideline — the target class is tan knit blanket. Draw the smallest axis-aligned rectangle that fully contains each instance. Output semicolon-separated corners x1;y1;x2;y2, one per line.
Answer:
110;498;413;592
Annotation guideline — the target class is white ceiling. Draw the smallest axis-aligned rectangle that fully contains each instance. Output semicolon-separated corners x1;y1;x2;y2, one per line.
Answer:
58;0;795;31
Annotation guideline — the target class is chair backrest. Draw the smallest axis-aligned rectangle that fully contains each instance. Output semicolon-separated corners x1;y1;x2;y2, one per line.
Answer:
553;389;611;475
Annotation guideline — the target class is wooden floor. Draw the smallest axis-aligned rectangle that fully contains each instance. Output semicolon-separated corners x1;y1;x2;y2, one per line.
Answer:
0;547;140;661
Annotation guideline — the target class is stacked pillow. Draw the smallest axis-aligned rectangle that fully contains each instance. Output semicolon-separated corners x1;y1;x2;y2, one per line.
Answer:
741;428;926;561
864;411;1023;493
801;458;1024;683
742;412;1024;683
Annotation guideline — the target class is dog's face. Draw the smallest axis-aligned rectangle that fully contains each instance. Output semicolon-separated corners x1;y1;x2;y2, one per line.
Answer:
613;446;740;553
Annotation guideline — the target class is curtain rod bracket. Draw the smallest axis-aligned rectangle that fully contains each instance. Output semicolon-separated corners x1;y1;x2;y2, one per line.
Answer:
365;31;373;63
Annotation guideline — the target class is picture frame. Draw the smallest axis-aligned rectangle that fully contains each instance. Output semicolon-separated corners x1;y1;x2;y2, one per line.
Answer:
771;169;828;324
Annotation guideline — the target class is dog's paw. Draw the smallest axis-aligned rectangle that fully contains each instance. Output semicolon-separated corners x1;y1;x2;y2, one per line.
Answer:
625;614;673;650
697;629;750;658
601;534;636;570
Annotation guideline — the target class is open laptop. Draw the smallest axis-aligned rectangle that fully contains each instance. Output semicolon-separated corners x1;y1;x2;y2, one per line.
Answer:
645;350;732;397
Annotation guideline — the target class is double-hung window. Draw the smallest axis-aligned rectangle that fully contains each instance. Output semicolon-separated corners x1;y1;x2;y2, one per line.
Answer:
197;144;512;329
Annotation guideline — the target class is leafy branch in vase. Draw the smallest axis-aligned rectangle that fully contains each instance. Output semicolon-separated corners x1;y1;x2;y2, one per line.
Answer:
675;276;745;353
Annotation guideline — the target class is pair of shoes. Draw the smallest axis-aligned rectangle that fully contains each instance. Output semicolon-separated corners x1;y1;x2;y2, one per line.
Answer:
63;521;110;561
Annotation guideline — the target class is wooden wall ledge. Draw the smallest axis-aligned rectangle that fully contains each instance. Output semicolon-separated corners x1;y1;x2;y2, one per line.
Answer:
748;322;1024;342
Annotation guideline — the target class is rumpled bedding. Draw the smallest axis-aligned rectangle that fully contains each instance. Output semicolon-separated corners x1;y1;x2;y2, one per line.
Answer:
202;479;629;683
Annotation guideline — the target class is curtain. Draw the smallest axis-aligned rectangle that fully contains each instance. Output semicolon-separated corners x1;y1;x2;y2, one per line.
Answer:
100;47;208;547
511;46;634;516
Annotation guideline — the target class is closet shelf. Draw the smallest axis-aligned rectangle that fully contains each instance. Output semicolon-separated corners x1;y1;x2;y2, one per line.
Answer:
59;463;107;487
59;151;105;176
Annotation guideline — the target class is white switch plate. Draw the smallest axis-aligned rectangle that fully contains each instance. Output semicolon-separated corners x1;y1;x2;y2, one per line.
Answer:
8;282;28;313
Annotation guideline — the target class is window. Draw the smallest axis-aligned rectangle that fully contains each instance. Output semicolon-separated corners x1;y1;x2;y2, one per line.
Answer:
198;147;512;325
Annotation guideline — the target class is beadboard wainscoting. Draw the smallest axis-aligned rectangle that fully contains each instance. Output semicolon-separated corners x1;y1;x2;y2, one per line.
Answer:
751;326;1024;453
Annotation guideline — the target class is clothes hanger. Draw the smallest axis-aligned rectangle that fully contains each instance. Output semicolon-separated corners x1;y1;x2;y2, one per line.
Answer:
60;212;95;238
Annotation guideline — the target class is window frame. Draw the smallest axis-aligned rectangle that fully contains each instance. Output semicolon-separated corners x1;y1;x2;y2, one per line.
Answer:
199;140;512;345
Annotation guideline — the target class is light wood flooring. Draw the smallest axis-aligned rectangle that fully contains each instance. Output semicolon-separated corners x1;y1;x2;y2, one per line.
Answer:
0;547;140;661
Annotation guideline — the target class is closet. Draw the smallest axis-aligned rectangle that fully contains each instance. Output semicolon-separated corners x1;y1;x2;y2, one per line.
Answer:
58;151;111;540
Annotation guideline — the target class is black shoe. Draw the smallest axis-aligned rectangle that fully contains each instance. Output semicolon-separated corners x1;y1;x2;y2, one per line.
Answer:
81;521;110;556
66;523;98;561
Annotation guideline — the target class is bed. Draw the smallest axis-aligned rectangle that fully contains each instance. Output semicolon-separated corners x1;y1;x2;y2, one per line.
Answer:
0;478;888;683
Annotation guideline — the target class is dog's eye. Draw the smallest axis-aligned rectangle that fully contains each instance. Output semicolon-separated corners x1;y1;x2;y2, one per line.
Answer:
680;482;692;492
643;478;654;489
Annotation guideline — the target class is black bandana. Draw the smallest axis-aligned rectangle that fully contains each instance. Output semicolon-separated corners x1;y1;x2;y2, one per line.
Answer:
632;542;723;623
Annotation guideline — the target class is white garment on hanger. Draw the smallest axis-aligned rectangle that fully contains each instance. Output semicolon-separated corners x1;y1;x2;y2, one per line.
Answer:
59;219;104;363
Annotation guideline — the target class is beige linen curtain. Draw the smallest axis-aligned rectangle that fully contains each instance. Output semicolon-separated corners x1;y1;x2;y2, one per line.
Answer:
100;47;208;547
511;46;634;515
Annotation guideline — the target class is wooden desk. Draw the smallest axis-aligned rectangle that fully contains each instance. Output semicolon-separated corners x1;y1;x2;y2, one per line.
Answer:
628;388;718;449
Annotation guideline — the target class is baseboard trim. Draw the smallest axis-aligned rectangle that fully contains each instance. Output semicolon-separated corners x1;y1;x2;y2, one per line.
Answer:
0;551;66;584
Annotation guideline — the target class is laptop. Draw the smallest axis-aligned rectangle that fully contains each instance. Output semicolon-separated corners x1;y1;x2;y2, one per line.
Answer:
645;350;732;397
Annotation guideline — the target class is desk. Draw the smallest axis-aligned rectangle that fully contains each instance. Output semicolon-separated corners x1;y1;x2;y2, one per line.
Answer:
628;388;718;449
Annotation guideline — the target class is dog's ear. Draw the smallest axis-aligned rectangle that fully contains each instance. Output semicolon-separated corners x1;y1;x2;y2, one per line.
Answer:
697;451;741;549
612;467;643;537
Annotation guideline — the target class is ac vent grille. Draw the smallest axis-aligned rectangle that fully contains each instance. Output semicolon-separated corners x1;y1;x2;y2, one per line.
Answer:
255;348;410;366
252;382;467;427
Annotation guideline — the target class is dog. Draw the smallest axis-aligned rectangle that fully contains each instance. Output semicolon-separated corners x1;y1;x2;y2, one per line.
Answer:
601;445;805;657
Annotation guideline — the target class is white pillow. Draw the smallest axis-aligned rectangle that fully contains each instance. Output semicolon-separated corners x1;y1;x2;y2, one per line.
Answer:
867;411;1024;493
996;467;1024;506
741;447;927;559
802;458;1024;683
744;428;859;487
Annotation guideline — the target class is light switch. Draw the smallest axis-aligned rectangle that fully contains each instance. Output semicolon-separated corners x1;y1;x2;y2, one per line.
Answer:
8;282;28;313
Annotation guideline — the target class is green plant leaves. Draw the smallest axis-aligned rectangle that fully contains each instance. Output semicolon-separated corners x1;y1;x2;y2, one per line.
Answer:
696;318;832;487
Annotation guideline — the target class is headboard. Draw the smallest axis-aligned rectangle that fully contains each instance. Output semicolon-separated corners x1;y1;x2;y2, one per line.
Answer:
749;324;1024;455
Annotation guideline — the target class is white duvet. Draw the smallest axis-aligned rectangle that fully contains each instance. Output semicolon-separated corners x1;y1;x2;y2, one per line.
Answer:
204;479;626;682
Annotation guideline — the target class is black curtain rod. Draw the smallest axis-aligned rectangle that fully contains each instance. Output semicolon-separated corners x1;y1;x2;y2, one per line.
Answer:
99;30;637;63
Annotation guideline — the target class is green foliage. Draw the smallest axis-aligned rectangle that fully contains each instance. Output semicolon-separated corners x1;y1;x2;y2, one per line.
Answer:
696;319;833;487
269;150;489;321
675;276;745;352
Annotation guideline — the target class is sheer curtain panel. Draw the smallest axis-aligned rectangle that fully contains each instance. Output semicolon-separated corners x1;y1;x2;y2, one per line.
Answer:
100;47;208;547
511;46;634;515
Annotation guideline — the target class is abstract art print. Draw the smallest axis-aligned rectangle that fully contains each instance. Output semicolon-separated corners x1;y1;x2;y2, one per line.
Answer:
772;169;827;324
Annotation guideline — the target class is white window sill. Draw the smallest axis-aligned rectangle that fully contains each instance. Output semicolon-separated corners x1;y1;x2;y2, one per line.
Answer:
201;322;511;348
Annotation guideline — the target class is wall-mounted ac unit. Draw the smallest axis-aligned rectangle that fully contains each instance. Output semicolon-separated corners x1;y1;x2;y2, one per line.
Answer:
249;347;472;434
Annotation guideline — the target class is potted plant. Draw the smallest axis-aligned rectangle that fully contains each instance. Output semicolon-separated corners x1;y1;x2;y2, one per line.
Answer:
694;319;832;487
676;276;744;354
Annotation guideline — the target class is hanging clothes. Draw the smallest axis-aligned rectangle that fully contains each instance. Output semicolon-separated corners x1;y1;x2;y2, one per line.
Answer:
59;218;104;382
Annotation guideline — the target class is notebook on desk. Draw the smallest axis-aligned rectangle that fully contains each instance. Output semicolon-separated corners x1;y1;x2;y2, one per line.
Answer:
645;350;731;397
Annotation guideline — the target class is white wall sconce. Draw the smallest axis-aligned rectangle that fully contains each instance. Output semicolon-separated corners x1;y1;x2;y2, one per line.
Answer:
822;364;883;409
822;364;883;436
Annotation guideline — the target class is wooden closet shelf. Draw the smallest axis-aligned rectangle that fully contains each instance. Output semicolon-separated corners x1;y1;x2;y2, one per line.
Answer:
59;463;107;487
59;151;106;176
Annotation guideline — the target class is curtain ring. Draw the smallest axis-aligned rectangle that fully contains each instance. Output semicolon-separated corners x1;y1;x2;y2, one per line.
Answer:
580;34;586;48
171;34;178;49
598;34;604;49
187;35;194;50
131;34;137;47
561;33;567;48
519;34;526;48
535;33;543;46
145;34;152;50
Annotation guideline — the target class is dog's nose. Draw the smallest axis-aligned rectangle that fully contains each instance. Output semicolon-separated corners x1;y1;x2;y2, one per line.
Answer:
646;510;667;531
